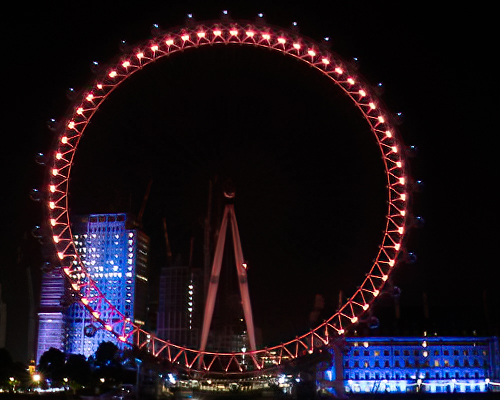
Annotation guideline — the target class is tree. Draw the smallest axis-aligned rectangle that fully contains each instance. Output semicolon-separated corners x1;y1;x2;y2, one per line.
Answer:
66;354;91;387
0;348;14;389
92;342;123;389
38;347;66;386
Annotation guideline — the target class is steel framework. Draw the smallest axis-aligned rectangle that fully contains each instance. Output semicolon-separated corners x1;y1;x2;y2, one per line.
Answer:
46;20;409;375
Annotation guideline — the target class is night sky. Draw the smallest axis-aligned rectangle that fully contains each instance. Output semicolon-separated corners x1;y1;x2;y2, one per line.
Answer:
1;1;497;363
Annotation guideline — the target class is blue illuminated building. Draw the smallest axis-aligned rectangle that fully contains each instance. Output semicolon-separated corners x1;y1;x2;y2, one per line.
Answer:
321;336;500;394
65;213;149;357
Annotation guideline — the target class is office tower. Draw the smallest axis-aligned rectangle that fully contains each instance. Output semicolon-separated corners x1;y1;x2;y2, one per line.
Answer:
157;264;203;349
65;213;149;357
35;267;66;363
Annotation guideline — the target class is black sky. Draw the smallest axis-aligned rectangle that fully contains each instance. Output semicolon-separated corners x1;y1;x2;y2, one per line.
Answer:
1;1;497;362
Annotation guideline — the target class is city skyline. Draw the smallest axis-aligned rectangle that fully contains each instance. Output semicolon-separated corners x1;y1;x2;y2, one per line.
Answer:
1;2;497;363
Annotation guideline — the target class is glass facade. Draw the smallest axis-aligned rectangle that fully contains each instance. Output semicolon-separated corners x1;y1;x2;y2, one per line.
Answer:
65;213;149;357
157;266;203;349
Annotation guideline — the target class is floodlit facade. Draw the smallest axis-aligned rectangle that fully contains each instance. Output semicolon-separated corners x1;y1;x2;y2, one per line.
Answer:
157;265;203;349
321;336;500;395
35;267;66;363
65;213;149;357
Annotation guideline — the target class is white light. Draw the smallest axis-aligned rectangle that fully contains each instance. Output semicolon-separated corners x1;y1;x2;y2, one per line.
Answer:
351;317;358;323
181;34;189;41
378;116;385;123
359;89;366;97
399;177;405;185
49;185;56;192
213;30;222;36
369;102;376;109
52;168;58;176
109;70;117;78
165;39;174;46
335;67;343;74
49;201;56;209
86;94;94;101
55;152;62;160
307;49;316;57
197;31;205;38
229;29;238;36
389;259;395;267
246;31;255;37
67;121;75;129
362;304;369;310
50;218;56;226
385;130;392;137
347;77;355;85
278;37;286;44
57;252;64;259
136;52;144;59
322;58;330;65
382;275;388;281
122;61;130;68
262;33;271;40
293;43;301;50
76;107;83;115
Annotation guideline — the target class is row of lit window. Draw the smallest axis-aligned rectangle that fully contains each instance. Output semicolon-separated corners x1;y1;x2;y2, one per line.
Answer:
345;371;486;381
347;358;485;369
352;349;487;357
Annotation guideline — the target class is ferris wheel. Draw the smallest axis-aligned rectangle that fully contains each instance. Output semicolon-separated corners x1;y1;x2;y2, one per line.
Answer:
45;16;410;375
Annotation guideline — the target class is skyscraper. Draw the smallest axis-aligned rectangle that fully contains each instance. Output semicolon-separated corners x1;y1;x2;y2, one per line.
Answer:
35;267;66;363
156;264;203;349
35;213;149;359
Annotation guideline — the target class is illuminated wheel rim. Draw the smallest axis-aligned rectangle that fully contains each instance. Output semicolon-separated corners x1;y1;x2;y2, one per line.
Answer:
47;20;409;375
